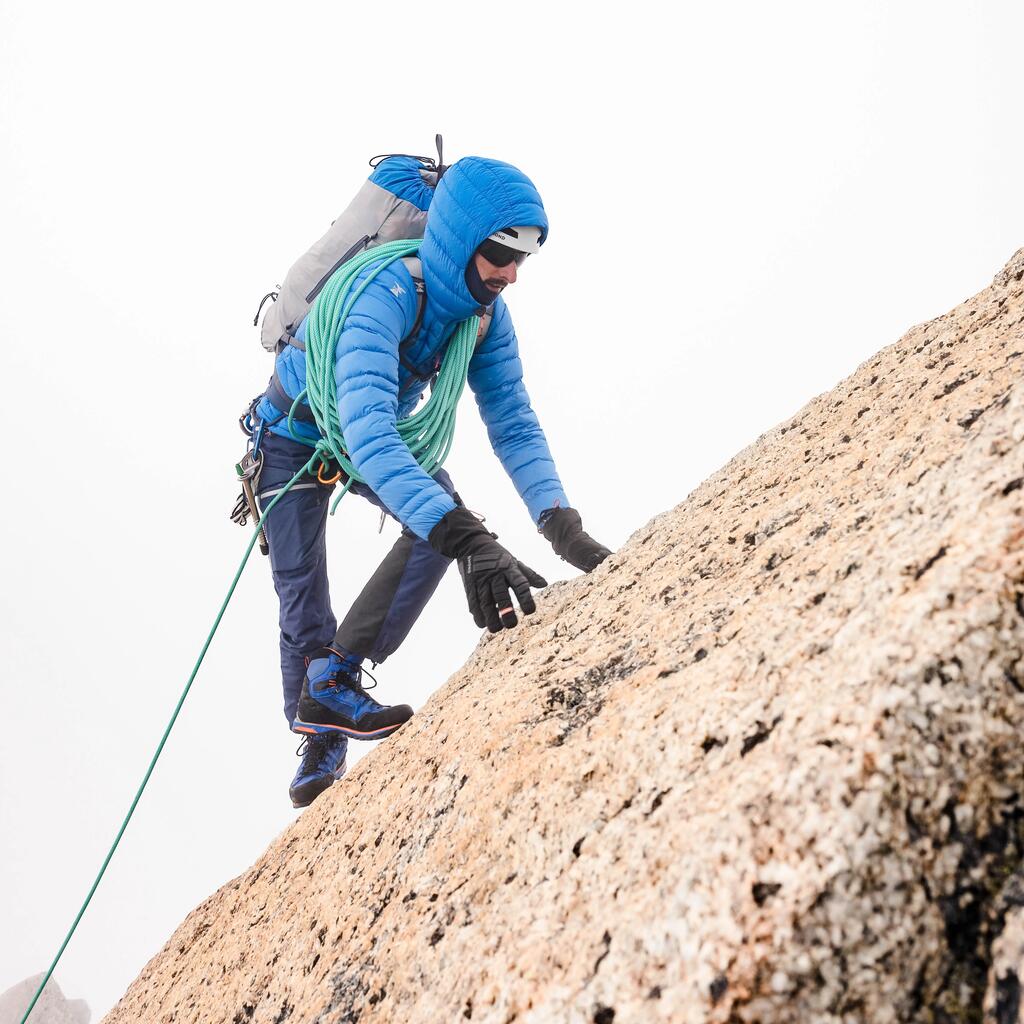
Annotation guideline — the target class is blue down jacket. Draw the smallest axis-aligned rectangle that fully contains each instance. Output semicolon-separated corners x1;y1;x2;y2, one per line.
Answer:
256;157;570;541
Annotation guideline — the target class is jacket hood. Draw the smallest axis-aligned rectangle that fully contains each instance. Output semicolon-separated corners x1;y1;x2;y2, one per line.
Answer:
418;156;549;325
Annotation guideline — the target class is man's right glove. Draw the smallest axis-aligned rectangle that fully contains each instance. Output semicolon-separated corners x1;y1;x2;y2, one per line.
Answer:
540;507;612;573
429;506;548;633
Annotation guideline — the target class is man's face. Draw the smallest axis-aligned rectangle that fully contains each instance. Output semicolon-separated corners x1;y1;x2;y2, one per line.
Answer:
473;251;520;296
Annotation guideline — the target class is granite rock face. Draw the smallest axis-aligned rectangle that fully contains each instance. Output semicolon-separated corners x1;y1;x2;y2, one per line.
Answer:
106;251;1024;1023
1;976;90;1024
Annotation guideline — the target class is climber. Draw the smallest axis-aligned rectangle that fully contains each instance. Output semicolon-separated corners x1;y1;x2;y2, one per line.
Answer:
248;157;612;808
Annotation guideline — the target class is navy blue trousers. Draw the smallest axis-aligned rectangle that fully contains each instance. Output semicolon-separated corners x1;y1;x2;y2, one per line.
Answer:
256;431;455;726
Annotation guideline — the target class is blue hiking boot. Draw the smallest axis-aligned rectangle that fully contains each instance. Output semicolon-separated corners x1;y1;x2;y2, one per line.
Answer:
288;732;348;809
292;646;414;740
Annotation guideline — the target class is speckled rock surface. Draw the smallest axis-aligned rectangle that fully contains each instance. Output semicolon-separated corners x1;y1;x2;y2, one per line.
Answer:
1;976;90;1024
106;251;1024;1024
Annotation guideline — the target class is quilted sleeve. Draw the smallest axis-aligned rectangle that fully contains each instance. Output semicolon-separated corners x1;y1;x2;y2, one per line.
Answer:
334;263;458;540
467;298;570;524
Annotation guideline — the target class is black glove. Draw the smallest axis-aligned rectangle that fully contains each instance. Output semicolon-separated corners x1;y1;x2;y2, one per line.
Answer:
540;507;611;573
430;507;548;632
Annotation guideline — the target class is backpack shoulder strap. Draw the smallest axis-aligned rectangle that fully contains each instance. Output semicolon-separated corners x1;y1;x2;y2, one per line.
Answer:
399;255;426;341
397;255;431;378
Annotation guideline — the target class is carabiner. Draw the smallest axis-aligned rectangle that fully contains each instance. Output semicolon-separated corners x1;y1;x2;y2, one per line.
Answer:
317;460;342;485
252;419;267;458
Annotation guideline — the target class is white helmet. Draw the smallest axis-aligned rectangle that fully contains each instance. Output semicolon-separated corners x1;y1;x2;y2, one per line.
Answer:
486;225;542;255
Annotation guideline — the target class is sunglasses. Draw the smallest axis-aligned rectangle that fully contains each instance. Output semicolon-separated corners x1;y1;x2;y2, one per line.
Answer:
476;237;530;268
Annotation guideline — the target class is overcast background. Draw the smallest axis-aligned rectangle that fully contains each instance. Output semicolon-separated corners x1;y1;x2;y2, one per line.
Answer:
2;0;1021;1016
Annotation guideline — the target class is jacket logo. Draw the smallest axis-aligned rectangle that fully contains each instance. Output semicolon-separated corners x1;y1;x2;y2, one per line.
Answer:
390;283;405;298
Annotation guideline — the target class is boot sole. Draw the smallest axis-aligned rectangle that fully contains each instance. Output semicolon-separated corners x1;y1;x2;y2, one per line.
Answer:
292;715;409;741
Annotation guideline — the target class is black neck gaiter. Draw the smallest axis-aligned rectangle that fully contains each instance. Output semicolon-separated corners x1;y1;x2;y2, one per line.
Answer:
464;258;499;308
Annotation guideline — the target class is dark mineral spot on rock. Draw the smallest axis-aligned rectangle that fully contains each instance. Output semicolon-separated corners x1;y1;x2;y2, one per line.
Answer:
1002;477;1023;495
701;735;724;754
995;971;1021;1024
647;789;671;816
647;985;662;1000
912;546;948;581
741;716;782;756
934;371;978;399
540;655;644;744
694;647;708;662
710;974;728;1004
593;1007;616;1024
753;882;782;906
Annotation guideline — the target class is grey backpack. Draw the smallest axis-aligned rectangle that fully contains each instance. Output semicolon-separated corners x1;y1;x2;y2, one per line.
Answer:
255;140;445;354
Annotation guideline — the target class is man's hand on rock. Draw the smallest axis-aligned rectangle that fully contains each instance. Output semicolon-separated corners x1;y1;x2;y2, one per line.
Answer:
540;507;612;573
430;507;547;632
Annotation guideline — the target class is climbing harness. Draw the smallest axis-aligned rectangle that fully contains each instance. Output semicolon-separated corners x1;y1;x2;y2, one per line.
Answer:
20;238;477;1024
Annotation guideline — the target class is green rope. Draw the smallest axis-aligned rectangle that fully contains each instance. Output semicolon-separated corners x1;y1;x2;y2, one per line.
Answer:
20;242;477;1023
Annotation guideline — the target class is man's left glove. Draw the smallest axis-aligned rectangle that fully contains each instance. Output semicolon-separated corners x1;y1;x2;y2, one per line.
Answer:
540;507;612;573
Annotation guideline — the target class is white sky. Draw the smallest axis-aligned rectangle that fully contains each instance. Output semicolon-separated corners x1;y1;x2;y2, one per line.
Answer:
1;0;1021;1016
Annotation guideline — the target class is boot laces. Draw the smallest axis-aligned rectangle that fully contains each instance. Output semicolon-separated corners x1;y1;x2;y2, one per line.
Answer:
295;734;330;773
327;662;378;694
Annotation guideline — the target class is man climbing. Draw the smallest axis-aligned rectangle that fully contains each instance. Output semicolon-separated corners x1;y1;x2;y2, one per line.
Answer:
249;156;612;807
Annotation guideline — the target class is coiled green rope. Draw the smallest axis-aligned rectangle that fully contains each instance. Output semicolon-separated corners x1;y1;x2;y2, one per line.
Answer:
19;240;476;1023
290;238;479;511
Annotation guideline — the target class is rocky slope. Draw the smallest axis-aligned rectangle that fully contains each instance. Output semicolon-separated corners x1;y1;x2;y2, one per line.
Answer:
106;251;1024;1023
1;976;89;1024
